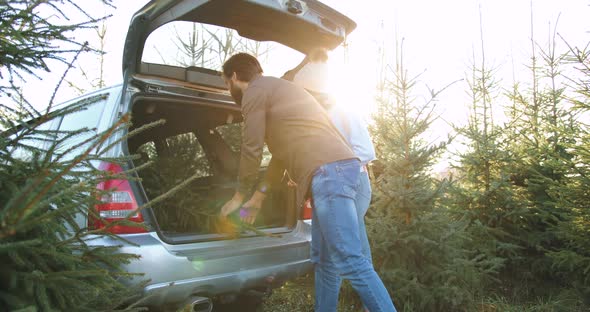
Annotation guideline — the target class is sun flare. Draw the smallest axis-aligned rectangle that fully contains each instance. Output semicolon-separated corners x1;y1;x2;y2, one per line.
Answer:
325;58;377;121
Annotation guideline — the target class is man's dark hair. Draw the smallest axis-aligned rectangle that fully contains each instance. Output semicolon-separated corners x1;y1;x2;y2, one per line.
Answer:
222;53;263;82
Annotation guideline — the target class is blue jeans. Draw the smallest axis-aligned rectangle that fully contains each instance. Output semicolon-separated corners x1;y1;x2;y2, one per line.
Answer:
311;158;396;312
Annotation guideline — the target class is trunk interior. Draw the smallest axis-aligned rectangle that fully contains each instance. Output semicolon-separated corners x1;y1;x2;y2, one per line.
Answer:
128;95;296;241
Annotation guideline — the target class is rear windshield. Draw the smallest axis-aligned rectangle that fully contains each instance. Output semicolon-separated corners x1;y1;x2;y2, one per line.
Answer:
142;22;305;78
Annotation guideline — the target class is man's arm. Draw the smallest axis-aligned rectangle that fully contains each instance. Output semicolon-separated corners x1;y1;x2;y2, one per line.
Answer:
236;86;268;195
221;86;267;217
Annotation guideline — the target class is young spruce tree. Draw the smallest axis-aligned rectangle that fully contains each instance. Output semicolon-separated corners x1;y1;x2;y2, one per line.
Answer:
367;40;498;311
503;18;583;306
540;37;590;306
1;1;147;311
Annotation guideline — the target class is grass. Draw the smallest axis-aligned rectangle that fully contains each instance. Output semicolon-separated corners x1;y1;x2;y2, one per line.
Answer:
256;276;587;312
476;295;587;312
170;277;590;312
257;274;363;312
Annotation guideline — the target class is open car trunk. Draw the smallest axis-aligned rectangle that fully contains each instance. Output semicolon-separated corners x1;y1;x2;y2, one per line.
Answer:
128;94;297;242
120;0;356;244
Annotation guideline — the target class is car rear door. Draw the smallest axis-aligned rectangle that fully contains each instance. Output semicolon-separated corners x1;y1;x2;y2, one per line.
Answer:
122;0;356;80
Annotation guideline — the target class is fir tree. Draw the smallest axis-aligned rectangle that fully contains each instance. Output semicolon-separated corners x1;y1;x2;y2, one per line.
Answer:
541;37;590;306
0;0;112;99
367;39;498;311
0;1;150;310
0;101;147;311
503;17;581;301
448;11;530;301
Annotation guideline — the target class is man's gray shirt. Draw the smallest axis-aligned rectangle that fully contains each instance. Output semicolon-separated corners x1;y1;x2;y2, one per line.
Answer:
237;76;355;206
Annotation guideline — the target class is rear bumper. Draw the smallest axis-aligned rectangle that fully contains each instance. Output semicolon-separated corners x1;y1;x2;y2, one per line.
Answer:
143;257;312;306
87;221;312;307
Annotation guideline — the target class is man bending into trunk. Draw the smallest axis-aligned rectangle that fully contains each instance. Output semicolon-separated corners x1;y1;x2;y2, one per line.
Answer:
219;53;396;312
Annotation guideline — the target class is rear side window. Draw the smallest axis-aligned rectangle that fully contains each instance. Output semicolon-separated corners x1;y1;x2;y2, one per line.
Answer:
8;115;63;161
56;93;108;160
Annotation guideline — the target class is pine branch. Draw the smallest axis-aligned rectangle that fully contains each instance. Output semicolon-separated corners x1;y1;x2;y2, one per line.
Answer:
48;42;88;111
0;115;130;239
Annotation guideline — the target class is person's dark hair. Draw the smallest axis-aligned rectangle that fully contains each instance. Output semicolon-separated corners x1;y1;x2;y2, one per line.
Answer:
222;53;263;82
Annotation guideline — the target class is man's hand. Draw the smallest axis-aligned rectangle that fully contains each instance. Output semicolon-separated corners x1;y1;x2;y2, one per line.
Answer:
220;192;245;217
240;191;267;224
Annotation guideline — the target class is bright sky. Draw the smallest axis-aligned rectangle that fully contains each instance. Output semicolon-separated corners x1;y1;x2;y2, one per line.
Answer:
14;0;590;135
325;0;590;123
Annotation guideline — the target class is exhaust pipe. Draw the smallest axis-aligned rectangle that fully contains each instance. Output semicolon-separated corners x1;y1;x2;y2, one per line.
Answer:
184;296;212;312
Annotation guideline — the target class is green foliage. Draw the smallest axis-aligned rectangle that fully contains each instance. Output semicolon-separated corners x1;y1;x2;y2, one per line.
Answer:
539;39;590;305
498;26;589;304
479;292;587;312
446;18;590;309
262;21;590;312
138;132;220;233
258;15;590;312
446;29;560;305
0;0;112;93
368;208;503;311
136;124;273;237
365;46;500;311
452;45;531;241
0;99;145;311
0;2;150;310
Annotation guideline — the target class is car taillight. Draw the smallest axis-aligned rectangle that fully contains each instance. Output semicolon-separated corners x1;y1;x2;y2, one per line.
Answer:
301;198;312;220
89;162;147;234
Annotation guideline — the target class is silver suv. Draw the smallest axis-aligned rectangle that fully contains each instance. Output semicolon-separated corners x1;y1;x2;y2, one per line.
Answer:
49;0;355;310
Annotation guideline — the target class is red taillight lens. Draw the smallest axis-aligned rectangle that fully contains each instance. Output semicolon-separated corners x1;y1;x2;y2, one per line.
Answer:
301;198;312;220
90;162;147;234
